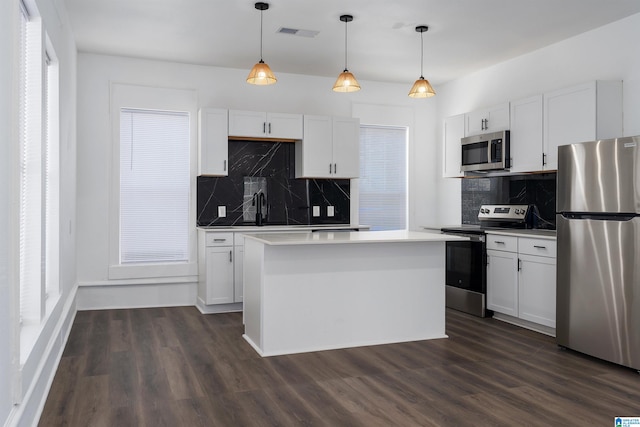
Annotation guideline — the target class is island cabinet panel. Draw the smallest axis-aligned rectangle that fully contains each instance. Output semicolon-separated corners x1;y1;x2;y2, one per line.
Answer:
242;231;456;357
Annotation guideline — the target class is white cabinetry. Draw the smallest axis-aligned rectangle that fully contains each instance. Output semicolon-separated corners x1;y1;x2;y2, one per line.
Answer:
442;114;465;178
228;110;303;140
199;232;236;305
295;115;360;178
198;108;229;176
486;236;519;316
465;103;510;136
233;233;244;302
543;80;622;170
509;95;543;173
486;233;557;332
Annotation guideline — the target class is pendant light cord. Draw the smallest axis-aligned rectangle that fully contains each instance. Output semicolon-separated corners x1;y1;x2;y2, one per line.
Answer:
260;9;264;61
344;20;348;71
420;30;424;78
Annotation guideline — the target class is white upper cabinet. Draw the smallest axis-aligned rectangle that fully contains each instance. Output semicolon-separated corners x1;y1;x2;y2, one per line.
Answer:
543;80;622;170
332;116;360;178
442;114;465;178
198;108;229;176
295;115;360;179
228;109;303;140
465;102;510;136
509;95;543;173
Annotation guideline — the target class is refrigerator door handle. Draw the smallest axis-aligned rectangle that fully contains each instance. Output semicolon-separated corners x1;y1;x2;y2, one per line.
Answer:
561;212;637;221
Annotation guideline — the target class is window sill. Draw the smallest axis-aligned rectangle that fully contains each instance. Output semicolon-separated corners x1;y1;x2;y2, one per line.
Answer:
108;261;197;280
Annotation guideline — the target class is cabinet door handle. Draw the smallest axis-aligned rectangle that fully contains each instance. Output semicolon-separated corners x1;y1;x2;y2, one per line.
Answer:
542;153;547;166
268;122;271;134
229;250;232;262
533;245;547;249
329;164;332;174
263;122;266;134
223;160;227;171
517;258;522;271
334;163;337;174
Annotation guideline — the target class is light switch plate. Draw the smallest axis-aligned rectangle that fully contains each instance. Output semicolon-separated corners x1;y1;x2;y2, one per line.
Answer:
327;206;335;217
218;206;226;217
312;206;320;217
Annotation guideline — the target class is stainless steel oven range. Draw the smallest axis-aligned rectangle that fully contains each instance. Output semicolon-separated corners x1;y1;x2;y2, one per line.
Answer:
441;204;537;317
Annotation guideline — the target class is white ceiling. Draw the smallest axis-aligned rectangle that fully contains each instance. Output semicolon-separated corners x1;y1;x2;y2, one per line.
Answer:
63;0;640;86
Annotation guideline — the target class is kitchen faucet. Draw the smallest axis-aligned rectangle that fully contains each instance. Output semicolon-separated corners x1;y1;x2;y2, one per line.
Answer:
253;192;266;226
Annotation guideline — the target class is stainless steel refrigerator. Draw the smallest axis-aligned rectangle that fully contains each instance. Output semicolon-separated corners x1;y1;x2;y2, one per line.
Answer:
556;136;640;370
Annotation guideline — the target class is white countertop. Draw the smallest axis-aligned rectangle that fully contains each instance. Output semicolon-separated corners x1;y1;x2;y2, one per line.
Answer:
198;224;369;232
243;230;468;246
484;229;556;240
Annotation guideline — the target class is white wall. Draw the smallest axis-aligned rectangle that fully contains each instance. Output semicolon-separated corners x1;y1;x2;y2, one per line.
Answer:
1;0;77;425
433;12;640;225
0;0;17;423
75;54;438;301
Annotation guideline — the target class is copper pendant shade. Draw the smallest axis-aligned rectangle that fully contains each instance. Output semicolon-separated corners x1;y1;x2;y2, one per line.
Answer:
333;14;360;92
408;25;435;98
247;2;277;85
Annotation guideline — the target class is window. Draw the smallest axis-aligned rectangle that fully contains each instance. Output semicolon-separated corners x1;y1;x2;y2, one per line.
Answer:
18;0;60;358
359;125;408;231
108;84;197;280
119;109;190;263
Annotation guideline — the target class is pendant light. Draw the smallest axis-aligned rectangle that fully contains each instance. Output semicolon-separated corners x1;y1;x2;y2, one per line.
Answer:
333;14;361;92
408;25;435;98
247;2;277;85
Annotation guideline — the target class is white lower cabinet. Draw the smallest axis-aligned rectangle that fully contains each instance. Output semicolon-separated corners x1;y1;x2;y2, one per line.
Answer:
486;233;557;330
204;246;234;305
486;249;519;317
198;231;242;310
518;254;556;327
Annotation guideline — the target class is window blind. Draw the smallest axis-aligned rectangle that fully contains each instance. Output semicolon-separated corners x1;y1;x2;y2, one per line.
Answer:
119;109;190;263
359;125;408;231
19;3;44;324
45;49;60;299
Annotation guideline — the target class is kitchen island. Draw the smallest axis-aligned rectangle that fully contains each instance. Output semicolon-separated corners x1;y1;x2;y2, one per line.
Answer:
242;230;467;356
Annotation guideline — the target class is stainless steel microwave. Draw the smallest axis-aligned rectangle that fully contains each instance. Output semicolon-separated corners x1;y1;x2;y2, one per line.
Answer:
461;130;510;172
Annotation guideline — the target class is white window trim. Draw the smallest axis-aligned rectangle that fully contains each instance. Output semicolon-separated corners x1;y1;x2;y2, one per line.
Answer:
108;83;198;280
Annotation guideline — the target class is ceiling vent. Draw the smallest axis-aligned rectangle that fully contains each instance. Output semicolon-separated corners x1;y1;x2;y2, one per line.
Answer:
277;27;319;38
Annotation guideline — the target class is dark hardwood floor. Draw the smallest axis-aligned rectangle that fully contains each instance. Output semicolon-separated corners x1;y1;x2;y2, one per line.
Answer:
40;306;640;426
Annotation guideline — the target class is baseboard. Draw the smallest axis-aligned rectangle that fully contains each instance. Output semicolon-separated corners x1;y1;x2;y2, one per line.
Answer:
195;297;242;314
6;284;78;427
76;281;197;310
492;312;556;337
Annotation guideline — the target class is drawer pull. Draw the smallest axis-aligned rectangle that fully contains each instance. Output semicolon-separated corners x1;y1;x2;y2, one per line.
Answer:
533;245;546;249
494;241;505;244
213;238;227;242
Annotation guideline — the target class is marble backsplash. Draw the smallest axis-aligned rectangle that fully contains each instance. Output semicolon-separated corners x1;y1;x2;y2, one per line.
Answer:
197;140;350;226
461;173;556;229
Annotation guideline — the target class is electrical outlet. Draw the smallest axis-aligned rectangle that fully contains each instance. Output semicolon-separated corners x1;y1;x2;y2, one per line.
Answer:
327;206;335;217
312;206;320;217
218;206;226;217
